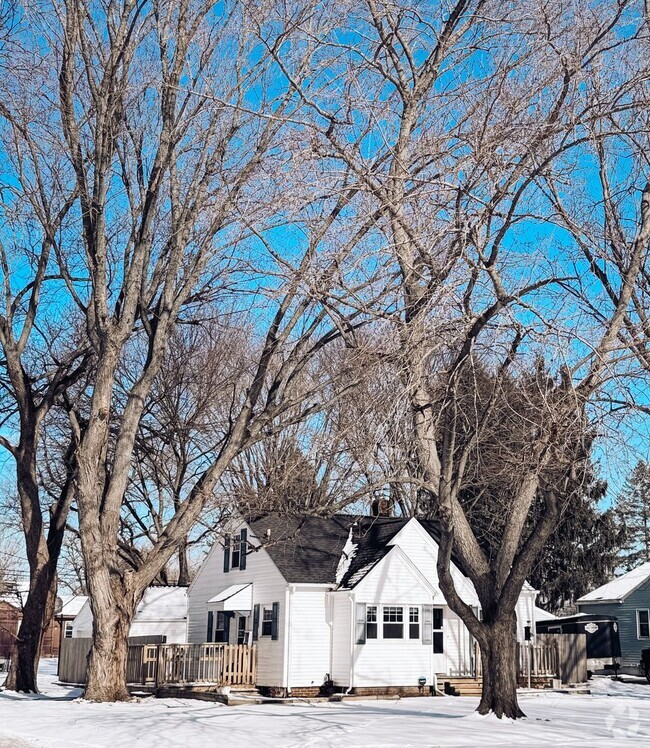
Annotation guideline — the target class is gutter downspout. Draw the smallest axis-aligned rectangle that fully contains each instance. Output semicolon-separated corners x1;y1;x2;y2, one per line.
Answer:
283;586;294;696
346;592;354;694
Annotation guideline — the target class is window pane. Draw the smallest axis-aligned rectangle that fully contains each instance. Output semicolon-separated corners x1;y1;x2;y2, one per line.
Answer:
262;608;273;636
366;606;378;638
409;607;419;623
383;622;403;639
409;623;420;639
640;611;650;638
433;631;444;653
433;609;443;630
383;606;403;622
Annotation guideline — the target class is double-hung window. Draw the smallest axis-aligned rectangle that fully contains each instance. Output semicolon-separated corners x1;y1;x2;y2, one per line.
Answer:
366;605;378;639
214;611;227;642
433;608;444;653
638;609;650;639
224;528;248;571
409;607;420;639
383;606;404;639
261;607;273;637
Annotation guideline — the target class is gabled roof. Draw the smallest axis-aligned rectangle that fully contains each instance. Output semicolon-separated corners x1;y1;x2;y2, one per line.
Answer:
248;513;356;584
74;586;188;625
247;513;468;590
578;561;650;604
60;595;88;618
337;516;405;588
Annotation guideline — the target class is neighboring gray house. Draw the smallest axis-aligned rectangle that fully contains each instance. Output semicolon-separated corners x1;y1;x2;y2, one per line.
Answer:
577;561;650;673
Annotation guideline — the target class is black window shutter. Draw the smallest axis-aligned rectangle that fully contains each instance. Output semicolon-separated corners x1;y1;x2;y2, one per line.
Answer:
224;612;231;644
223;536;230;573
207;611;214;643
240;528;247;570
271;601;279;640
252;603;260;641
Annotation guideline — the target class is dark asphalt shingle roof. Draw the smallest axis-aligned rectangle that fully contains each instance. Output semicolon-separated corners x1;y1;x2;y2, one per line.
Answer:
248;513;358;584
247;513;458;588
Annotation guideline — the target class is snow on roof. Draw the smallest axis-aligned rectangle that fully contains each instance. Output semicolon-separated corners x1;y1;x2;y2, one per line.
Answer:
534;606;556;620
578;561;650;604
207;584;252;611
60;595;88;617
134;587;188;621
335;528;357;586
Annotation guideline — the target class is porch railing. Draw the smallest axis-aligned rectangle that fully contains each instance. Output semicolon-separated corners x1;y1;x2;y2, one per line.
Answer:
472;639;559;679
128;643;257;687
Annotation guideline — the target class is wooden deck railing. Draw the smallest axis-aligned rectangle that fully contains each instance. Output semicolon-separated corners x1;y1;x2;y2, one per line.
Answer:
517;640;559;677
128;643;257;687
472;639;559;679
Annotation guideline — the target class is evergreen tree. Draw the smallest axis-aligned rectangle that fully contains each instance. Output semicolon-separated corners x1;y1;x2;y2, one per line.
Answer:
615;461;650;571
528;481;622;613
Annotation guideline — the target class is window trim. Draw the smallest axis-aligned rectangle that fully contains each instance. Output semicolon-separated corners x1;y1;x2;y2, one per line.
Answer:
64;621;74;639
637;609;650;639
261;606;274;637
382;605;404;639
409;606;420;640
366;605;378;640
214;610;227;643
433;607;444;654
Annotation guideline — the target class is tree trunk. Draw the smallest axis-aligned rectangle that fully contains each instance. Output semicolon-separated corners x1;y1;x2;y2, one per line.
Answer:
477;614;524;719
84;582;137;702
178;540;190;586
5;563;57;693
5;443;59;693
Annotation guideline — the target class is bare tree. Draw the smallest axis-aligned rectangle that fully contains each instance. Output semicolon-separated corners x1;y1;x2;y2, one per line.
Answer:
117;324;248;585
0;36;90;688
4;0;378;701
275;0;649;718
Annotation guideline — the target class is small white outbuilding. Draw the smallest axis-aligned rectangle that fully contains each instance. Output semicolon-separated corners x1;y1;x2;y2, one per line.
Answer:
72;586;188;643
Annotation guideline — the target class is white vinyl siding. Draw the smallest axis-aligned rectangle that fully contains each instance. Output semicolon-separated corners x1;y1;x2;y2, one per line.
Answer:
330;592;351;686
352;549;434;686
514;588;537;643
187;522;288;687
287;586;331;689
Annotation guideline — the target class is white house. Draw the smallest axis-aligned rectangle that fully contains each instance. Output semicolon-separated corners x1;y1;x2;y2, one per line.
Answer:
72;586;188;643
58;595;88;640
187;514;539;696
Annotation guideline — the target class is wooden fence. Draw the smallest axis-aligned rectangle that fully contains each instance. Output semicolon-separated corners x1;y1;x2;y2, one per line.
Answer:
59;639;257;688
473;632;587;684
58;635;166;685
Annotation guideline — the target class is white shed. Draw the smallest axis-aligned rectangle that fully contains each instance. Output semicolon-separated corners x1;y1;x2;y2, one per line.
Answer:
72;586;188;643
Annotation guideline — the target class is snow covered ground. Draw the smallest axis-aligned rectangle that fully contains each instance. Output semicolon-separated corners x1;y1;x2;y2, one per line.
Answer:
1;661;650;747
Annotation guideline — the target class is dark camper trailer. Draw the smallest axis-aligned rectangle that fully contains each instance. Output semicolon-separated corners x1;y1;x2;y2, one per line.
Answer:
536;614;621;676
